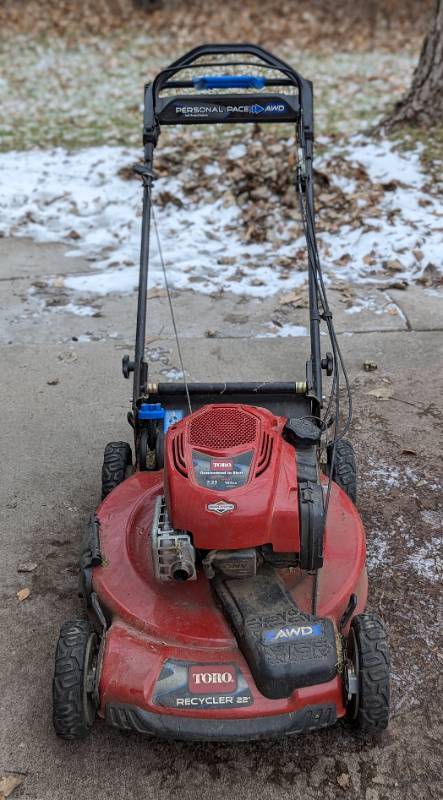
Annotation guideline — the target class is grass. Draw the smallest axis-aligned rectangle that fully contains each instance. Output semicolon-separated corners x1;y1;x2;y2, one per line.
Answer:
0;32;418;152
394;125;443;168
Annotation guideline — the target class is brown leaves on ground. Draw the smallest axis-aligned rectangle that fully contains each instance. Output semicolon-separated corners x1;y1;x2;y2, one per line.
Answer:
0;1;433;53
153;127;388;261
0;775;24;800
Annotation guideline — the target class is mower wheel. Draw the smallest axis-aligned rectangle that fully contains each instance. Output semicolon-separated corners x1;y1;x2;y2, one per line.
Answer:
326;439;357;503
155;427;164;469
347;613;390;734
53;620;99;740
101;441;132;499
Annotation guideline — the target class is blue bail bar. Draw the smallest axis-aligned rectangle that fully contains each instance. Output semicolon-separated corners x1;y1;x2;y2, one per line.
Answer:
138;402;165;421
192;75;266;90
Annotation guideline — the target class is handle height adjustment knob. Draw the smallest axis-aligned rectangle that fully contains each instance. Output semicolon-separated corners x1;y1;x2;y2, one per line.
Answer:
122;355;135;379
321;352;334;377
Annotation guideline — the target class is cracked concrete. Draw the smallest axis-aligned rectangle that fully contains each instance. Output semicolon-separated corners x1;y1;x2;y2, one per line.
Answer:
2;238;438;350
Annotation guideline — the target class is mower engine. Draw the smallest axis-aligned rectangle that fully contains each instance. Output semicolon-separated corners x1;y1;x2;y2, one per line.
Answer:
151;404;304;583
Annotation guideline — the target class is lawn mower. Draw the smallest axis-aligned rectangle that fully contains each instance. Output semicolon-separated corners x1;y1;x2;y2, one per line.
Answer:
53;44;390;741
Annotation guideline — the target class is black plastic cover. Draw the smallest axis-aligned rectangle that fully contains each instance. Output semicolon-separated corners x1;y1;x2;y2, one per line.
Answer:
106;701;337;741
283;418;321;447
79;516;102;600
213;565;337;699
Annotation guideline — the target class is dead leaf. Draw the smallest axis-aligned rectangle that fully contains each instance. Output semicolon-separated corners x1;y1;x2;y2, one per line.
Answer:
337;772;350;789
278;289;307;307
366;387;393;400
147;288;167;300
17;562;38;573
156;190;183;208
363;360;378;372
387;280;408;290
17;588;31;602
401;449;417;456
384;259;403;273
52;277;65;289
0;774;24;798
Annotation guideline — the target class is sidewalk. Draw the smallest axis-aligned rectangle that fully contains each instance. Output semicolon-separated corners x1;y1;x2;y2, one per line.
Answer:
0;238;442;800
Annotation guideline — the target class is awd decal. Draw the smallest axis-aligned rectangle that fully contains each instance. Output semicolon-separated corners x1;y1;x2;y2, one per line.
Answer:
249;103;286;114
263;624;323;644
153;660;253;710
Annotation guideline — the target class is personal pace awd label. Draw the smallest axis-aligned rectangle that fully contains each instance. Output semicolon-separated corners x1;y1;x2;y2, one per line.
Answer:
153;660;253;710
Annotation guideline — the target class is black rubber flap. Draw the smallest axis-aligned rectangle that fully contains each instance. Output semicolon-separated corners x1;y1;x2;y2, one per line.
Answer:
213;564;337;699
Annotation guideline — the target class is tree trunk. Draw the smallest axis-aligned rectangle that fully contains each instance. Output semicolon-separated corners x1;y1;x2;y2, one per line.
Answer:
384;0;443;127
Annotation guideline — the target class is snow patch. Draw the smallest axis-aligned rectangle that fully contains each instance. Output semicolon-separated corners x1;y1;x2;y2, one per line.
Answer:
257;323;308;338
0;137;441;312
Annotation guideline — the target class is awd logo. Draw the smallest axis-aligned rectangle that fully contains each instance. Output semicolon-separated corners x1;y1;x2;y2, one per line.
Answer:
249;103;286;115
263;624;322;644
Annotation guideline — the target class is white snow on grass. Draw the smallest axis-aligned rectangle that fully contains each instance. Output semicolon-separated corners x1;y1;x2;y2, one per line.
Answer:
0;145;306;299
0;137;441;311
321;137;443;285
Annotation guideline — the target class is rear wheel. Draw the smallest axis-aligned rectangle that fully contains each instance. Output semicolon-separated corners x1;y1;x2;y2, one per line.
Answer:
346;613;390;734
326;439;357;503
101;441;132;499
53;620;99;740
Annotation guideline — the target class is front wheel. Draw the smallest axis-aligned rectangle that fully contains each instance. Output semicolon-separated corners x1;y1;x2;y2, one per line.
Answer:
53;620;99;740
326;439;357;503
345;613;390;734
101;441;132;499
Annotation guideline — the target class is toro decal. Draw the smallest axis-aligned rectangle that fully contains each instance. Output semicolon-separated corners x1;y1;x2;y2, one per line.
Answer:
211;459;234;472
189;666;236;693
263;624;322;644
153;660;253;710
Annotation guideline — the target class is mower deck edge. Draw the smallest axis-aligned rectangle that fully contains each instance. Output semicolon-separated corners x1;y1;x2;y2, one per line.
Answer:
105;701;337;741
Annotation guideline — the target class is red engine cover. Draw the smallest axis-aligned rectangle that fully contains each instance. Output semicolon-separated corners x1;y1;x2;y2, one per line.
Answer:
165;404;300;552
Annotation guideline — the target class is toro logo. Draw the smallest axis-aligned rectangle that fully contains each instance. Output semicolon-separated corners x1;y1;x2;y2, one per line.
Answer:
188;666;237;693
211;459;233;472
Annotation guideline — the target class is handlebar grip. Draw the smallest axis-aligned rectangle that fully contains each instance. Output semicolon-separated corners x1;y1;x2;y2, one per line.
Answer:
192;75;266;90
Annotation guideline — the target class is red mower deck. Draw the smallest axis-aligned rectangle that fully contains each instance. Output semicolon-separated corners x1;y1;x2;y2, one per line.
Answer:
93;468;367;738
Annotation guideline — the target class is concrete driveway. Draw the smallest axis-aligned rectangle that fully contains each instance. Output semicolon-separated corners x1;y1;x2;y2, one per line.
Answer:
1;239;442;800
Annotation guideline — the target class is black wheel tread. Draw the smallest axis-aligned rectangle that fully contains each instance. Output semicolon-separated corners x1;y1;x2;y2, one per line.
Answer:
352;613;390;734
327;439;357;503
53;619;96;740
101;441;132;499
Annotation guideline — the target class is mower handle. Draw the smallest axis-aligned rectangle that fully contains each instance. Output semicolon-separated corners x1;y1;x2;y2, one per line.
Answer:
144;43;314;144
131;44;322;418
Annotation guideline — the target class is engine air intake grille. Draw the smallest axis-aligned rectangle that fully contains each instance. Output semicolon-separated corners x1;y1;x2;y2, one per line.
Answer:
255;432;274;476
172;432;188;477
189;407;257;449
